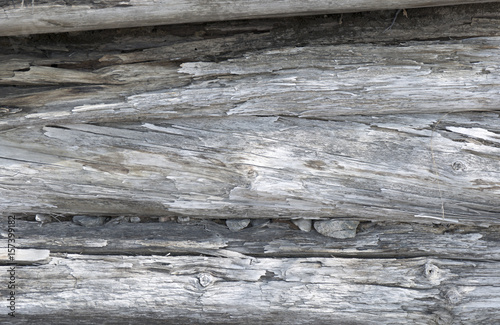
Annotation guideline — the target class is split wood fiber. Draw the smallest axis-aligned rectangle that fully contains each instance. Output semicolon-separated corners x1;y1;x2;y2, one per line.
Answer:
1;0;499;36
1;3;500;324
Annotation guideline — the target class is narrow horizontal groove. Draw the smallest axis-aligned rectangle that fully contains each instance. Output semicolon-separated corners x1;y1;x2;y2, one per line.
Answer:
0;156;54;166
38;248;500;262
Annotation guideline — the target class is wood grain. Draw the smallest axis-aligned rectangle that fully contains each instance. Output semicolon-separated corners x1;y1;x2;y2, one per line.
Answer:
1;4;499;222
1;113;499;223
0;0;498;36
3;3;500;127
2;36;500;129
1;253;498;324
1;5;499;323
2;218;498;324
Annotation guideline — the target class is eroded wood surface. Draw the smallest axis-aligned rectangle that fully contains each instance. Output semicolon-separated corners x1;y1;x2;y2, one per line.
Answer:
1;113;499;223
1;217;498;324
1;253;499;324
2;6;500;128
7;219;500;259
0;5;499;222
2;37;500;128
0;0;498;36
0;5;499;323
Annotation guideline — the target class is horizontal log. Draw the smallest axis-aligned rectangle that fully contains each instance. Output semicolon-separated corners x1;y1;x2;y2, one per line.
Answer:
1;114;499;224
2;4;500;128
0;0;498;36
2;36;500;130
2;253;499;324
9;219;500;260
4;216;498;323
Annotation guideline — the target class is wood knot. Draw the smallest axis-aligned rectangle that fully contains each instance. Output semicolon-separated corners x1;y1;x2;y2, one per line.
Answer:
444;288;461;305
197;273;214;288
424;262;442;285
451;160;467;173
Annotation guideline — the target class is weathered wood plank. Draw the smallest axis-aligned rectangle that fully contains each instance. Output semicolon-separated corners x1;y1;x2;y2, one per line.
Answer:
2;4;500;128
1;254;498;324
0;0;498;36
2;42;499;222
9;219;500;260
0;6;498;323
0;113;499;223
2;36;500;130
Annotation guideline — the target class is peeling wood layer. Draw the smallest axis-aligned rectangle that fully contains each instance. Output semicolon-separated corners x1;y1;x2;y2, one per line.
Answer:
0;5;499;323
1;4;500;222
2;217;498;324
1;0;499;36
0;114;499;223
2;35;500;129
2;4;500;121
0;254;499;324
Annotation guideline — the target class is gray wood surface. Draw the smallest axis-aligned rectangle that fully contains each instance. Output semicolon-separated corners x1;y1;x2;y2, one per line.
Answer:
1;4;500;324
1;113;499;223
3;32;500;128
2;218;498;324
1;253;499;324
0;0;498;36
9;219;500;260
1;4;499;224
3;3;500;126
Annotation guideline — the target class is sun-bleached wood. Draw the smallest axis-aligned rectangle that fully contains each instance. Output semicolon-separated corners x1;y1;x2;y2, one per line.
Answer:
0;248;49;264
0;0;499;36
1;113;500;224
2;218;498;324
3;3;500;128
2;36;500;129
1;253;498;324
1;4;500;324
1;19;500;223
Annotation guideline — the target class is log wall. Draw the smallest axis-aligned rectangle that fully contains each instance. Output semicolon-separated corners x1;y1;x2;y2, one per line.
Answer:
1;2;499;324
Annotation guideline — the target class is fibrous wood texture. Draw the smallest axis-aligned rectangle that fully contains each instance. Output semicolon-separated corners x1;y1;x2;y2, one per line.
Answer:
11;219;500;260
3;255;500;325
1;220;500;324
1;114;500;224
0;0;499;36
1;3;500;324
1;4;500;224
